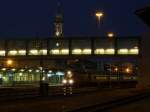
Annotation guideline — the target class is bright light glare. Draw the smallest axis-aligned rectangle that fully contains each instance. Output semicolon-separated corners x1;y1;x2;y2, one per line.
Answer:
0;50;5;56
96;12;104;17
69;79;74;84
107;33;114;38
7;59;13;65
62;79;67;84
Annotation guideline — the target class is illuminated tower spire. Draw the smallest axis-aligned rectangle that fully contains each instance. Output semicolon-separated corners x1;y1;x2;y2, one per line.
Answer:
54;1;63;38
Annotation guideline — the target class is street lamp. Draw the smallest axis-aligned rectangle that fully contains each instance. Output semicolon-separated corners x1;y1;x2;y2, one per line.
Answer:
95;11;104;24
95;11;104;36
6;59;14;86
107;32;114;38
6;59;13;66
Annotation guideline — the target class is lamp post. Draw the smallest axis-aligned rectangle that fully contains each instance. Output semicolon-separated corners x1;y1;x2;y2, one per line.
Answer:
95;11;104;36
95;12;104;24
6;59;14;86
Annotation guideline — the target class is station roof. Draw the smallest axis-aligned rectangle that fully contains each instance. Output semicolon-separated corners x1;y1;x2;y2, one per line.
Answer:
136;6;150;26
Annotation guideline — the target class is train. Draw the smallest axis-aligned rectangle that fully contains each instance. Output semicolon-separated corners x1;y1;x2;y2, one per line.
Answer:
62;70;138;88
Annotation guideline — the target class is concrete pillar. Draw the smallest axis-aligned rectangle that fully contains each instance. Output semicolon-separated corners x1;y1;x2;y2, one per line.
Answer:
138;33;150;89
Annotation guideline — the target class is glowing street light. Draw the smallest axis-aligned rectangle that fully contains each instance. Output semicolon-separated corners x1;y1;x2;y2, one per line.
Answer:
95;11;104;23
114;67;118;72
6;59;13;66
95;11;104;36
125;68;131;74
107;32;114;38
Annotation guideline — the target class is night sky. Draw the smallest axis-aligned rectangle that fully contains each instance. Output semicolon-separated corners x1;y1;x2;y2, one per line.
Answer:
0;0;150;38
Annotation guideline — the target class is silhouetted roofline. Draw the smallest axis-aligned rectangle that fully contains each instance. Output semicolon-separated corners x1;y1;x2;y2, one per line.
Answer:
136;6;150;26
0;36;140;40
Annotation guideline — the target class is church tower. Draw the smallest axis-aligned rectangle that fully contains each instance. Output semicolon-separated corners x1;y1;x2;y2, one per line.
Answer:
54;1;63;38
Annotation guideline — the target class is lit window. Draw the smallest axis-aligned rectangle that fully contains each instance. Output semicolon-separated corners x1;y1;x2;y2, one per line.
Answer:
28;69;32;72
118;49;128;55
36;69;40;73
19;73;23;76
83;49;91;54
12;68;16;71
105;49;115;54
72;49;82;54
0;50;5;56
39;49;47;55
56;71;64;76
2;68;6;71
8;50;17;56
18;50;26;55
51;49;60;55
129;48;139;55
61;49;69;55
29;50;38;55
20;69;24;72
95;49;105;54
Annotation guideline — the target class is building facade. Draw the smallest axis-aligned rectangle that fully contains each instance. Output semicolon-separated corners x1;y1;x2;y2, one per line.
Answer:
0;37;139;86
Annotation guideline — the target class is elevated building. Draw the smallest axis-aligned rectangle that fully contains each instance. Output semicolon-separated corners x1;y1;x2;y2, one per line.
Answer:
0;37;139;87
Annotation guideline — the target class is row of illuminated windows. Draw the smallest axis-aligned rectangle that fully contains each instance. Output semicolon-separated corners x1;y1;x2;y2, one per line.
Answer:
0;48;139;56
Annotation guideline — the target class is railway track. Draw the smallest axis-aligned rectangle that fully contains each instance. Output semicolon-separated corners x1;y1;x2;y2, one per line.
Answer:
68;90;150;112
0;87;99;101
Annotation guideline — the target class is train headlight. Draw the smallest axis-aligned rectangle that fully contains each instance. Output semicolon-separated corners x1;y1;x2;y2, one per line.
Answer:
69;79;74;84
62;79;67;84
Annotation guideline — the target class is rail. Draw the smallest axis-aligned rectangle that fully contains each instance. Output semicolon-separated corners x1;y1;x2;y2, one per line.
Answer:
68;90;150;112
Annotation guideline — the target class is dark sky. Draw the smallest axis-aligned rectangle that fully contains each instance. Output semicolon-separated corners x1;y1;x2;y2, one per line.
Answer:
0;0;150;38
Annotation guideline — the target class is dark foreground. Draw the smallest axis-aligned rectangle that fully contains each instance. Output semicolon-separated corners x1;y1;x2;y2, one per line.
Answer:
0;87;147;112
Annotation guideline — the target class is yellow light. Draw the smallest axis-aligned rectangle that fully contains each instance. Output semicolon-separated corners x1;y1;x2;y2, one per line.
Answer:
129;48;139;54
105;49;115;54
36;69;40;73
42;77;46;81
61;49;69;55
12;68;16;71
56;42;60;47
83;49;91;54
67;70;72;75
51;49;60;54
69;79;74;84
2;68;6;71
9;50;17;55
72;49;82;54
30;50;38;55
107;32;114;38
48;70;52;73
20;69;24;72
40;49;47;55
18;50;26;55
7;59;13;66
118;49;128;54
19;73;23;76
56;32;60;37
0;50;5;56
95;49;105;54
96;12;104;18
125;68;131;73
114;67;118;72
67;70;73;78
62;79;67;84
28;69;32;72
134;46;138;49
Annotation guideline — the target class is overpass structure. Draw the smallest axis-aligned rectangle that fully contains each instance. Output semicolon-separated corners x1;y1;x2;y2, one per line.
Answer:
0;37;140;86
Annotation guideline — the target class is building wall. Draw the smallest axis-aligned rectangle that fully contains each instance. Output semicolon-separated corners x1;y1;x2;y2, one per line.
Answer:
139;33;150;88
